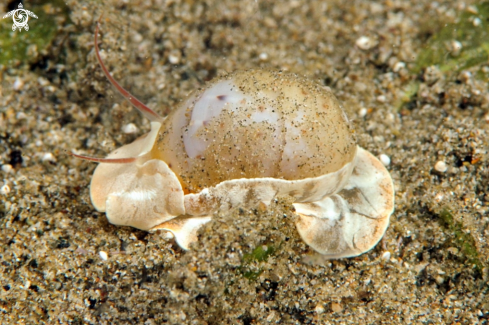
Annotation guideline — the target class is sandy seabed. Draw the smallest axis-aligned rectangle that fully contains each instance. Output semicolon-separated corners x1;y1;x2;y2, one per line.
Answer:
0;0;488;324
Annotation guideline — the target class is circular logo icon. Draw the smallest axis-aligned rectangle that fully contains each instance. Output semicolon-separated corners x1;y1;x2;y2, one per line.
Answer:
13;9;28;28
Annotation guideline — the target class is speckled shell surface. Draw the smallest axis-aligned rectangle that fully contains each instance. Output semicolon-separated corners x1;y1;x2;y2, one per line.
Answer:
152;70;356;193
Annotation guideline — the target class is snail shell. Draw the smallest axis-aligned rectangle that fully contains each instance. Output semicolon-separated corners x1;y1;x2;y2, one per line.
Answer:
154;69;356;194
82;24;394;258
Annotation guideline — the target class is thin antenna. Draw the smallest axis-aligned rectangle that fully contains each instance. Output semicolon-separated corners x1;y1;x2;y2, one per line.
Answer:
67;151;137;164
95;16;164;122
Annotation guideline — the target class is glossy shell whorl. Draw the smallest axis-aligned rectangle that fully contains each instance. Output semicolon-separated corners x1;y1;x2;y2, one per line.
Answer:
152;70;357;193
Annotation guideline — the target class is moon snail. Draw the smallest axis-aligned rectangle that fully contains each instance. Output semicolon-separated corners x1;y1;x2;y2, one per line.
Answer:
72;21;394;259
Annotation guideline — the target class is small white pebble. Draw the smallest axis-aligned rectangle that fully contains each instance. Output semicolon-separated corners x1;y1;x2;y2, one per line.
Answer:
393;61;405;72
99;251;108;261
23;280;31;290
41;152;56;162
266;312;277;322
381;251;391;261
122;123;138;134
132;32;143;43
1;164;13;173
161;231;175;240
27;223;39;233
68;168;78;176
379;154;391;166
434;161;448;173
259;52;269;61
460;71;472;83
435;276;445;285
377;95;386;103
168;54;180;64
314;304;325;314
13;78;24;91
467;5;478;14
179;312;187;321
473;17;482;26
16;112;27;120
447;247;459;255
359;107;368;117
373;135;384;142
37;77;49;87
0;184;10;195
435;193;444;202
355;36;376;50
450;40;462;56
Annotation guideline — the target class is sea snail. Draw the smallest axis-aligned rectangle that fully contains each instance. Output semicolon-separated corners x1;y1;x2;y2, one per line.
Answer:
73;22;394;259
